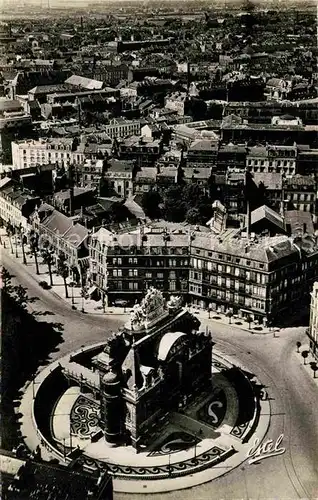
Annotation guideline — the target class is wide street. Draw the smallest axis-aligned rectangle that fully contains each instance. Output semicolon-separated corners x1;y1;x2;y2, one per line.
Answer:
1;250;124;359
2;249;318;500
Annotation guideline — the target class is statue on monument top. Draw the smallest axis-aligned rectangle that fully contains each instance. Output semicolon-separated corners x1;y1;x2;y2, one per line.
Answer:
142;287;165;315
129;287;165;330
167;295;182;310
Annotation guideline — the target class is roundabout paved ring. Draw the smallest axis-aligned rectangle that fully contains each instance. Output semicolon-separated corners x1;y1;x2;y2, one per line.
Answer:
19;342;271;494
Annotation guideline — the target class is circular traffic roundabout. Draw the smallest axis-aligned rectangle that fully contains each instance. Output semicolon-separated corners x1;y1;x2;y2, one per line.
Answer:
19;342;271;494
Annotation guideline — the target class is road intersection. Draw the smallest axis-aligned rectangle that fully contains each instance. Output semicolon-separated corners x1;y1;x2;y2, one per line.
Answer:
2;248;317;500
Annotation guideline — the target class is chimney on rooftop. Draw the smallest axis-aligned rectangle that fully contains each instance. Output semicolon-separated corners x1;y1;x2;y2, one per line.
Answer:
246;199;251;240
69;163;74;217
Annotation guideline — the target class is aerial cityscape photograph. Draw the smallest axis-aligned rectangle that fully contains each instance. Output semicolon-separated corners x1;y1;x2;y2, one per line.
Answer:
0;0;317;499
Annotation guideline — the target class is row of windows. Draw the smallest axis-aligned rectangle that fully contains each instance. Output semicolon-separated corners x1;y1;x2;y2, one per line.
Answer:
247;159;295;166
192;257;266;273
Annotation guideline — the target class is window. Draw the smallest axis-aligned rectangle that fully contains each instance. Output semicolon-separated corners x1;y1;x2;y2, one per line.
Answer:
129;269;138;277
128;257;138;264
129;282;138;290
157;272;164;278
113;269;122;277
145;272;152;278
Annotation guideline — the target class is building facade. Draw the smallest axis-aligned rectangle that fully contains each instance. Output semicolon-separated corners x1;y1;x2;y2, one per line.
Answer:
246;145;297;177
0;177;40;230
308;282;318;360
104;118;141;139
11;138;84;169
89;223;318;324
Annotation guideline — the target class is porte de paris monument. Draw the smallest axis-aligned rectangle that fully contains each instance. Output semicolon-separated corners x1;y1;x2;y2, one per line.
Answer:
93;288;213;451
22;287;269;494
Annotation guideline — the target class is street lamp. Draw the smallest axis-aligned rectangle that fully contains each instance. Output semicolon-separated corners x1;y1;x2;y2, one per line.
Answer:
168;453;171;477
69;419;73;452
62;438;66;460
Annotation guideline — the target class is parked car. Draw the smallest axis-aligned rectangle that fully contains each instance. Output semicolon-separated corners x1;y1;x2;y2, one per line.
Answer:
112;299;128;307
39;280;51;290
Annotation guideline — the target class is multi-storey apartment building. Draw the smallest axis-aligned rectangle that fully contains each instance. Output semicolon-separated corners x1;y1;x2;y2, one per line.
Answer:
308;282;318;360
283;175;316;213
104;118;141;139
186;139;218;169
89;223;318;324
78;158;104;191
104;159;135;198
30;207;89;269
0;177;40;230
118;136;162;167
296;146;318;176
89;225;191;306
188;232;318;324
217;144;247;173
246;144;297;177
11;138;84;169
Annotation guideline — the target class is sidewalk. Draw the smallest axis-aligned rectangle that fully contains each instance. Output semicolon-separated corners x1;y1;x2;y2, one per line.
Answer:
0;230;130;317
296;343;318;390
187;305;279;335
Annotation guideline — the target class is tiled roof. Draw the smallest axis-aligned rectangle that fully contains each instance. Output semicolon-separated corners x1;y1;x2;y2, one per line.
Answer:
41;210;72;235
189;139;218;151
28;84;69;94
251;205;285;231
247;146;268;157
135;167;157;181
183;167;212;179
63;223;88;247
108;159;135;173
192;233;297;263
0;176;12;189
253;173;283;190
284;210;314;235
65;74;103;90
0;99;22;113
53;187;93;202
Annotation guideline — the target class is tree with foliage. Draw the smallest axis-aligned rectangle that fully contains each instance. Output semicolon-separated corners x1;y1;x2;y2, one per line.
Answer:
12;284;28;310
162;185;187;222
41;241;55;287
141;190;162;219
29;230;40;275
6;222;14;254
18;224;27;265
1;267;13;291
57;252;69;299
301;350;309;365
185;207;201;224
310;361;317;378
